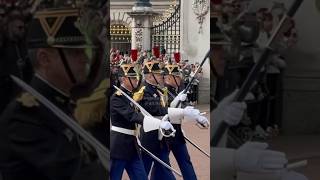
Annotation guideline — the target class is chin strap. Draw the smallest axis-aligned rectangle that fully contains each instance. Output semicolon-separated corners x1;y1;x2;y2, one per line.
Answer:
128;77;135;91
58;49;76;84
172;75;179;88
151;73;160;86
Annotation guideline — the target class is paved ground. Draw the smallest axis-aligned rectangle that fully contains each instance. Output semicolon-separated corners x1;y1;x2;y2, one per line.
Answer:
120;104;320;180
171;104;210;180
121;104;210;180
267;135;320;180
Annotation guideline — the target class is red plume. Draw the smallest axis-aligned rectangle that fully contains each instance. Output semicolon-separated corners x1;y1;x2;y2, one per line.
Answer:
173;52;180;63
131;49;138;62
153;46;160;58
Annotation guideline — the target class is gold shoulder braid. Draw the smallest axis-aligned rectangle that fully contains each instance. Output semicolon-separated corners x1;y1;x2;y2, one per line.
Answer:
133;86;145;102
161;87;169;107
157;90;166;107
16;93;40;108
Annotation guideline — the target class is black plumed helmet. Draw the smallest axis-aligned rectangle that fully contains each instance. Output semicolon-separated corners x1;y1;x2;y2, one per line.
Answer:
118;63;138;78
163;64;181;76
143;60;163;74
26;7;102;49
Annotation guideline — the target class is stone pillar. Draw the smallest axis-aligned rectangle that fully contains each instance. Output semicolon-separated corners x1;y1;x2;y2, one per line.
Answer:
180;0;210;104
128;0;158;51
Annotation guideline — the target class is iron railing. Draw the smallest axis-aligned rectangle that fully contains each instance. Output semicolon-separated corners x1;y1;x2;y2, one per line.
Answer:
152;3;180;56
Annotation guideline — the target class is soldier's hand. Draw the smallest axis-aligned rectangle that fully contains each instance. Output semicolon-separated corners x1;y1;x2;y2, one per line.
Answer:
235;142;288;173
183;106;201;120
170;91;187;107
160;121;175;131
176;91;187;101
196;115;210;127
213;89;248;126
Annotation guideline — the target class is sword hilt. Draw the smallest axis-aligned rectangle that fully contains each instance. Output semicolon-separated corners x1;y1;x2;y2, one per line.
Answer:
160;115;176;138
162;129;176;137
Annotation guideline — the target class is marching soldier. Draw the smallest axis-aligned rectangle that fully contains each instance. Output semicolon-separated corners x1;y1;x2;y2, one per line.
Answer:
163;63;209;180
135;60;206;180
110;63;175;180
0;2;107;180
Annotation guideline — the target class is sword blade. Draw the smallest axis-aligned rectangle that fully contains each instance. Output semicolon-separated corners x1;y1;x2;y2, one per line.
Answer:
11;75;110;171
137;142;182;177
184;135;210;158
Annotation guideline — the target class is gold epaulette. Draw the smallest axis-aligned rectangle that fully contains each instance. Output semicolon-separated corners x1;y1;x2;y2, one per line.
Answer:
133;86;145;102
74;79;108;127
162;87;168;97
16;93;40;108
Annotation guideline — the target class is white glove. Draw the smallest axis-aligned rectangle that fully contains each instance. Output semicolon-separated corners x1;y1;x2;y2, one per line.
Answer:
235;142;288;173
143;116;161;132
273;55;287;69
168;108;184;124
183;106;201;120
160;121;175;131
170;91;187;107
281;171;308;180
196;115;209;127
176;91;187;101
213;89;247;126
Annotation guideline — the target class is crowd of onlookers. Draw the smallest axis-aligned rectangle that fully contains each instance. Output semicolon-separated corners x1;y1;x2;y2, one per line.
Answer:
0;1;34;114
211;0;298;138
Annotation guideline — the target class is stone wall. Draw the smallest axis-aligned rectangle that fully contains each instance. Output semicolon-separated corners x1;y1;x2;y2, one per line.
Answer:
180;0;210;104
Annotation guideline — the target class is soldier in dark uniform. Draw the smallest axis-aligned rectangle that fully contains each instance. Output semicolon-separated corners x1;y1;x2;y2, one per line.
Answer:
163;64;209;180
135;60;204;180
110;63;175;180
0;3;107;180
